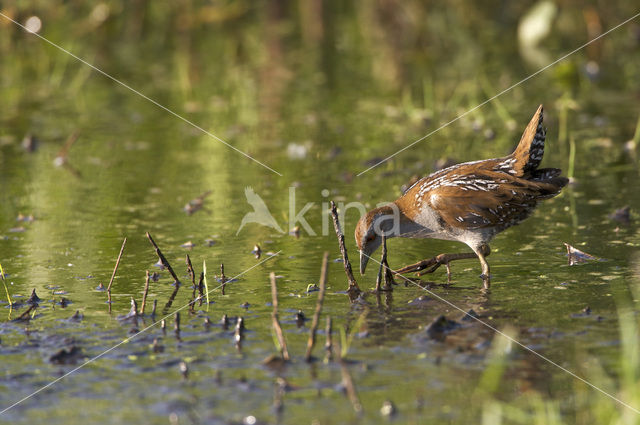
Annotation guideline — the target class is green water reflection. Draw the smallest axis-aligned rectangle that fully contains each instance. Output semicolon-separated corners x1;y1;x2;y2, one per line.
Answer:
1;1;640;424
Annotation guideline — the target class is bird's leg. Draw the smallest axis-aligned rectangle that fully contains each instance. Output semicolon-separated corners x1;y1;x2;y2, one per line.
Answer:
394;252;478;280
473;244;491;289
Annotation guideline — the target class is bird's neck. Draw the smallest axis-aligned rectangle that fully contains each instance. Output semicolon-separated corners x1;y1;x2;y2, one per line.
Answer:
369;203;421;238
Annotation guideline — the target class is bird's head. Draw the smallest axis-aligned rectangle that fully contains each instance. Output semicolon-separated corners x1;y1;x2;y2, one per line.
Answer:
355;205;397;275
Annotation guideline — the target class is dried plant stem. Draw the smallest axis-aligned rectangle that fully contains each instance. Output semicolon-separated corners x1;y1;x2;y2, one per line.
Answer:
107;237;127;306
329;201;361;300
202;261;209;310
270;272;290;361
220;263;227;295
305;251;329;361
140;270;151;314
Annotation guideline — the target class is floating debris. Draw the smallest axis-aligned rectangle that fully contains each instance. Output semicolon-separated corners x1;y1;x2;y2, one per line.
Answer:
424;315;460;340
461;309;479;322
16;213;35;222
295;310;306;328
49;346;83;365
204;238;217;247
408;295;431;305
252;244;262;259
69;310;84;321
380;400;397;417
150;272;161;282
183;190;212;215
290;226;300;238
564;243;600;265
8;226;25;233
180;241;195;249
571;306;592;318
21;134;39;152
609;206;630;225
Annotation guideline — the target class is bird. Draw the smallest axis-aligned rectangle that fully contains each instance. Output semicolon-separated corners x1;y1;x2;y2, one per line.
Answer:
355;105;568;288
236;187;284;235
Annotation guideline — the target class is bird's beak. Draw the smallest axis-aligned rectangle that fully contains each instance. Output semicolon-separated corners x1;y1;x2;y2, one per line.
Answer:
359;250;369;275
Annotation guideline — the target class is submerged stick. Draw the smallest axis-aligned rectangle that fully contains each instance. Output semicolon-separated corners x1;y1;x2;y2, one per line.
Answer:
140;270;151;315
339;356;363;414
329;201;361;299
305;251;329;361
325;316;333;362
107;237;127;308
14;304;37;322
270;272;290;361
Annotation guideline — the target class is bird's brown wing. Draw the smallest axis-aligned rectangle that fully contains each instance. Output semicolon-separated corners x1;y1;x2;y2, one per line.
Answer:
425;171;557;230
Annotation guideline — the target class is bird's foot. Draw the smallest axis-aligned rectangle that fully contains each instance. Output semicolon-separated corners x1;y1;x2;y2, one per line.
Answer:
393;257;440;275
394;252;477;282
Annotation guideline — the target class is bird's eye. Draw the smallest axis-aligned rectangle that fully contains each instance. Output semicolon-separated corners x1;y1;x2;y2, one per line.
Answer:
366;234;375;242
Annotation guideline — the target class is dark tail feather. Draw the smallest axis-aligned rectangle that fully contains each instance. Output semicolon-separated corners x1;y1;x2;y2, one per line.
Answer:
511;105;546;177
530;167;562;181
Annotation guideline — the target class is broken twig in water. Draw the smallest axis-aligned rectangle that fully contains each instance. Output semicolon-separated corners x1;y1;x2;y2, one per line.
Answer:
270;272;290;361
107;237;127;309
146;232;182;311
305;251;329;362
140;270;151;315
329;201;361;300
146;232;182;286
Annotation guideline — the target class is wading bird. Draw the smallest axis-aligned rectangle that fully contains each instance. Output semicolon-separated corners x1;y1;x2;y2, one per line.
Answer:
355;105;568;288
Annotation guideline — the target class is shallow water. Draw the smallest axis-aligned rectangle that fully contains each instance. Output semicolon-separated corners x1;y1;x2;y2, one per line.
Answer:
1;2;640;424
